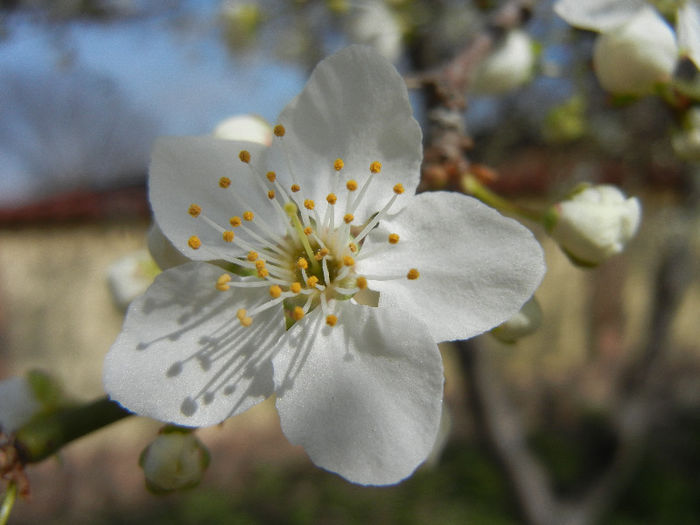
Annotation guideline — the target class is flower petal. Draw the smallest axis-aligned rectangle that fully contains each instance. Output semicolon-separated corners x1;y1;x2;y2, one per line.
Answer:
273;302;444;486
104;262;284;427
0;377;41;434
149;137;284;262
677;0;700;68
358;192;545;342
272;45;422;224
554;0;646;32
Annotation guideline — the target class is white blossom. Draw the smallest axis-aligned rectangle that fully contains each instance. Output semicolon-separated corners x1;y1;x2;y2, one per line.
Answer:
470;30;536;95
103;46;545;485
555;0;700;95
491;296;543;343
546;184;642;266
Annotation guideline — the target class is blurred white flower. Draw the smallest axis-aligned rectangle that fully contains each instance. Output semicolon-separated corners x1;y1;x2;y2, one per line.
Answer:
471;30;536;95
212;114;272;145
555;0;700;95
491;296;543;343
104;46;545;485
345;1;402;63
140;427;210;493
546;184;642;266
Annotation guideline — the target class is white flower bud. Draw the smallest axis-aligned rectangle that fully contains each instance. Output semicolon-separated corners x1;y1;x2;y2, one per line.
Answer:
546;185;641;267
345;1;402;63
490;296;543;343
107;250;160;310
593;7;677;95
139;428;210;493
470;30;535;95
212;114;272;145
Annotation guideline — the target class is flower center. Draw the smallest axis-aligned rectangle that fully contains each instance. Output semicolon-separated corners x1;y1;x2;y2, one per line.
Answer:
184;124;418;328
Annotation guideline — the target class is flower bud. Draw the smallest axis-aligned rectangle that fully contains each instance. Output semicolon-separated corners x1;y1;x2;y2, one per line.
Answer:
107;249;160;310
592;7;677;95
491;296;543;343
470;30;535;95
139;427;210;493
212;114;273;145
545;184;641;267
345;1;402;63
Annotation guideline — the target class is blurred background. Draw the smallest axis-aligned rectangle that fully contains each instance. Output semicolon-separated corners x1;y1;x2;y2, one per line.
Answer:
1;0;699;523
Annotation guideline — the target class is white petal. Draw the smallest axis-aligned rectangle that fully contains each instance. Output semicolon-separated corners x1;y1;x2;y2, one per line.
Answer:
358;192;545;342
273;302;444;486
677;1;700;67
104;262;284;427
0;377;41;433
554;0;646;32
149;137;284;262
272;45;422;224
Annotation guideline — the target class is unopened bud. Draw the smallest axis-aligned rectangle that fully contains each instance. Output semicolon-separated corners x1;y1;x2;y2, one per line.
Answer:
491;297;543;343
545;184;641;267
140;427;210;493
470;30;535;95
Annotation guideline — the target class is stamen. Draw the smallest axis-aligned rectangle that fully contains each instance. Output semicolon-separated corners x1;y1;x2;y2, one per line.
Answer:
188;236;201;250
315;247;330;260
222;231;235;243
216;274;231;291
326;193;337;205
346;180;358;191
291;184;301;193
292;306;305;321
297;257;309;270
407;268;420;280
304;199;315;210
370;161;382;173
334;158;344;171
393;184;404;194
303;226;313;236
255;259;266;271
257;268;269;278
343;213;354;224
285;202;319;270
247;251;258;261
188;204;202;217
356;276;368;289
273;124;286;137
307;275;319;288
266;171;277;182
239;150;251;163
348;242;358;253
343;255;355;266
326;314;338;326
290;282;302;293
243;211;254;221
322;257;330;284
219;177;231;188
236;309;247;320
230;216;242;227
267;190;275;199
269;285;282;298
388;233;400;244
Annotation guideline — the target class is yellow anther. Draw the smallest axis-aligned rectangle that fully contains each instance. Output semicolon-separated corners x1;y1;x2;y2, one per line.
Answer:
343;255;355;266
219;177;231;188
356;276;368;289
239;316;253;327
230;216;242;227
407;268;420;280
348;242;358;253
188;236;201;250
239;150;251;163
222;230;235;243
269;285;282;298
307;275;319;288
370;161;382;173
247;251;258;261
334;158;344;171
297;257;309;269
188;204;201;217
315;247;329;260
292;306;305;321
273;124;286;137
343;213;354;224
388;233;400;244
243;211;254;221
266;171;277;182
291;184;300;193
216;274;231;291
290;282;302;294
236;309;247;320
304;199;315;210
255;259;266;270
346;180;358;191
267;190;275;199
326;193;337;205
393;183;404;195
257;268;269;278
303;226;313;235
326;314;338;326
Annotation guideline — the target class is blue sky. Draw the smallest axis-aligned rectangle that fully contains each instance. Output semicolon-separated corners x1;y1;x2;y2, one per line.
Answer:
0;5;306;205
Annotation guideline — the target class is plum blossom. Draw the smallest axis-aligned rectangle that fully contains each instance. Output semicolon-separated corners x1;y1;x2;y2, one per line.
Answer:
103;46;545;485
554;0;700;95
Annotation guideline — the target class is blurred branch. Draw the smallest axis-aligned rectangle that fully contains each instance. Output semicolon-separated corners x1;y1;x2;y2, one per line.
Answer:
457;225;694;525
